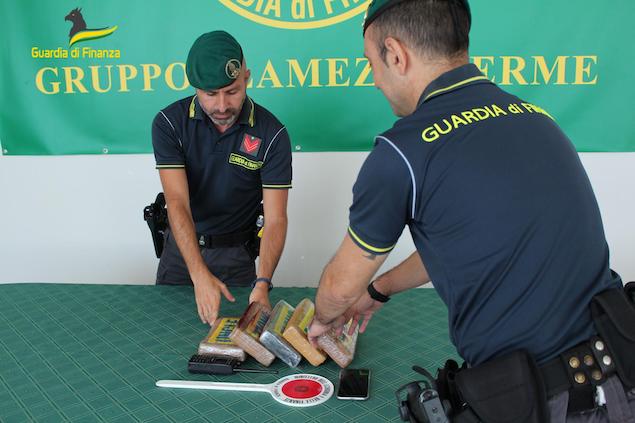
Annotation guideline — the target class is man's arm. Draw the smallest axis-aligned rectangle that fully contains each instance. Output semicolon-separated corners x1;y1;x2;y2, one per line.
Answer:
307;233;388;342
159;169;235;324
249;188;289;307
373;251;430;297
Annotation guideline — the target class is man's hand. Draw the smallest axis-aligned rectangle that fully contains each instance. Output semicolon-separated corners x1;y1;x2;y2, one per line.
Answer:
192;272;235;325
248;282;271;310
307;290;384;346
343;290;384;335
307;315;348;348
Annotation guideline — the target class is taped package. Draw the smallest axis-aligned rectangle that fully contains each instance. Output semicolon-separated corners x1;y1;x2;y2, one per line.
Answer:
282;298;327;366
229;302;275;366
198;317;246;361
259;300;302;367
317;320;359;368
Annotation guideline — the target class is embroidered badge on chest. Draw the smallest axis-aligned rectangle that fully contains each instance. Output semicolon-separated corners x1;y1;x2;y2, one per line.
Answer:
240;134;262;156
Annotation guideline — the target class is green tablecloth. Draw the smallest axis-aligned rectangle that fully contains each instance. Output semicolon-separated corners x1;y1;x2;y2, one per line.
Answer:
0;284;458;422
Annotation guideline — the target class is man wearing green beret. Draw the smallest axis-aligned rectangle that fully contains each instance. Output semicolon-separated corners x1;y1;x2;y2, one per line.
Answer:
309;1;633;421
152;31;292;324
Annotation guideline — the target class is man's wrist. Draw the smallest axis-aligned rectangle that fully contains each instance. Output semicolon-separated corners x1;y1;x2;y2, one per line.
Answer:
368;280;391;303
190;267;215;285
251;277;273;291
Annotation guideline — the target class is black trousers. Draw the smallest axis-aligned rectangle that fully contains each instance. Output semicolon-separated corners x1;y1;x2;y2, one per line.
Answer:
156;229;256;287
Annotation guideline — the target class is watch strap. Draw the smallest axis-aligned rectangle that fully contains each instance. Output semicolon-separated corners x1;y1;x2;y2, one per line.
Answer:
251;277;273;291
367;281;390;303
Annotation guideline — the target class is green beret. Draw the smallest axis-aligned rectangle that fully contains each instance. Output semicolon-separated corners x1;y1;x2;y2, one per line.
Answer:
362;0;471;35
186;31;244;90
362;0;407;34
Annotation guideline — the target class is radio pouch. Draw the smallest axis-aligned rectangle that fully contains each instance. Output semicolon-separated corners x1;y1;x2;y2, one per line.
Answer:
454;350;549;423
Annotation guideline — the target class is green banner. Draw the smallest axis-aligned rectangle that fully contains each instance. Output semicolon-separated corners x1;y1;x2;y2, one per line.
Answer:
1;0;633;155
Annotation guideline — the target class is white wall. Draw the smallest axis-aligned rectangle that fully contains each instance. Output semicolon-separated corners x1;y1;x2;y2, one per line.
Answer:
0;152;633;285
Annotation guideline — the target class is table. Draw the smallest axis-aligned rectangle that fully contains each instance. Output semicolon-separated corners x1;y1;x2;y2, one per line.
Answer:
0;284;458;422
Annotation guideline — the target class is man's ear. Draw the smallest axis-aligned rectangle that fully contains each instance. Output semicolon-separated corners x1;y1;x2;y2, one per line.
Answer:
384;37;408;75
243;68;251;82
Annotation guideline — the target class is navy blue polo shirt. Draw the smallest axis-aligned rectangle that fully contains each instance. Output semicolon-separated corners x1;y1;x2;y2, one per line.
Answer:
152;95;292;235
349;64;621;365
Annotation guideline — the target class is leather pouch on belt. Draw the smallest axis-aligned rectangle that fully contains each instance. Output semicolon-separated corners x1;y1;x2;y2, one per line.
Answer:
591;286;635;389
455;350;549;423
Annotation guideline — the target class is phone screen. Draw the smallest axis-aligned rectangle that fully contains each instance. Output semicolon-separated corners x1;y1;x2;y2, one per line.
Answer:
337;368;370;400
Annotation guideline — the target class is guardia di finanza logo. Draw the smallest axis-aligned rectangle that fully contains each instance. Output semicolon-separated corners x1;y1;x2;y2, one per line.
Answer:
65;7;118;46
219;0;371;29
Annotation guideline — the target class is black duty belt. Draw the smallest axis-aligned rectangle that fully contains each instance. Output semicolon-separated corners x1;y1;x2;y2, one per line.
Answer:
539;335;616;413
196;230;252;249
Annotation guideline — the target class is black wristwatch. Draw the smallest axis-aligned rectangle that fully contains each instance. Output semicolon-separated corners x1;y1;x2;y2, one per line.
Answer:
251;277;273;291
367;281;391;303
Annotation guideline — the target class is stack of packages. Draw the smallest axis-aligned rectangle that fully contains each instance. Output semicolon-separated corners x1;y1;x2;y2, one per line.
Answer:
222;298;359;368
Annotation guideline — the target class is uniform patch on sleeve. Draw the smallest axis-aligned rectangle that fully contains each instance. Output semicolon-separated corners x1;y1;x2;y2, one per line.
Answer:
240;134;262;156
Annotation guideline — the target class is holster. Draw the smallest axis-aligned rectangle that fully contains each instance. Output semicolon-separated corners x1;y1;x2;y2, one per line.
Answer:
436;359;464;417
245;202;265;260
591;283;635;389
143;192;169;258
452;350;550;423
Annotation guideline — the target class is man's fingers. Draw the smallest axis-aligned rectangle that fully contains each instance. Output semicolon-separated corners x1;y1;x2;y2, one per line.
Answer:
197;303;206;324
207;309;218;325
334;325;344;337
309;336;319;349
359;313;373;333
200;299;215;325
219;284;235;302
307;320;330;348
348;317;360;336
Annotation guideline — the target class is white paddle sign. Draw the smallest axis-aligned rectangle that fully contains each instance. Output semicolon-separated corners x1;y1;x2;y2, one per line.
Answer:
156;373;333;407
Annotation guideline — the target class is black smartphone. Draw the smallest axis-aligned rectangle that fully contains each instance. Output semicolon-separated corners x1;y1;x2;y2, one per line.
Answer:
337;368;371;400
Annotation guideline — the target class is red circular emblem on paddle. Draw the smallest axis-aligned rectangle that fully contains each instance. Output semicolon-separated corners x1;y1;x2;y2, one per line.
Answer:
281;379;323;399
271;374;333;406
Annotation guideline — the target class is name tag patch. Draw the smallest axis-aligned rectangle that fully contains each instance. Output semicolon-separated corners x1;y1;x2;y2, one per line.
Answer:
229;153;262;170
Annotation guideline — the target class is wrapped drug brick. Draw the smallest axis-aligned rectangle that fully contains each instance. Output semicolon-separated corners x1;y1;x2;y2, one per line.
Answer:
259;300;302;367
317;320;359;368
282;298;327;366
229;302;275;366
198;317;246;361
